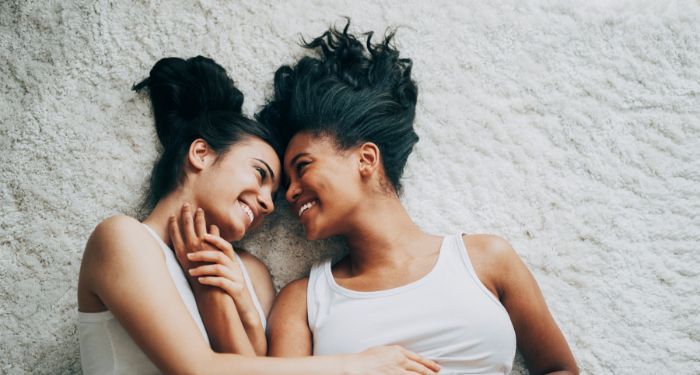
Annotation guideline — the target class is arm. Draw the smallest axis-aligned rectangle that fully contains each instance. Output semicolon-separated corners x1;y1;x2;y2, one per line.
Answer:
79;216;439;375
80;215;233;373
267;278;313;356
169;205;261;355
464;235;578;375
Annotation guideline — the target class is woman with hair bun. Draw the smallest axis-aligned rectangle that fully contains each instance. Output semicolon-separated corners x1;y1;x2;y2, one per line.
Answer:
77;56;440;374
250;22;579;374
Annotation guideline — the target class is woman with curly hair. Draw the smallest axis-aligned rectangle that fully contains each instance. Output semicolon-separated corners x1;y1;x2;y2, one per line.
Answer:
253;21;579;374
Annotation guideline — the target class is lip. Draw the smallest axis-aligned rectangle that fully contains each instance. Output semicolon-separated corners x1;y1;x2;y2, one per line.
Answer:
294;196;319;217
238;199;258;226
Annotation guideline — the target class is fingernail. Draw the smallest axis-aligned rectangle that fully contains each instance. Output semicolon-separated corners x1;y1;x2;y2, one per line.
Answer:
197;208;203;213
187;253;194;259
188;269;194;274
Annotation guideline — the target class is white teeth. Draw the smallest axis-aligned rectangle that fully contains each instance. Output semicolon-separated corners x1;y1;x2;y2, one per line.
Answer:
239;201;254;223
298;200;317;217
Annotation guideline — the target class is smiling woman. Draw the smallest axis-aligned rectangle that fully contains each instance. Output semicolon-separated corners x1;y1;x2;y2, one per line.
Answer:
258;21;579;374
75;55;441;375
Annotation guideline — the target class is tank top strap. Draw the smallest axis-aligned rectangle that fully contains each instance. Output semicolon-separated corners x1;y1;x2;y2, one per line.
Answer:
449;232;506;308
232;252;267;329
438;233;469;266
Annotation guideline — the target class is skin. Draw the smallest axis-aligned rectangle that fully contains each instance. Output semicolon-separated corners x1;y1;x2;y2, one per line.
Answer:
266;132;579;375
78;135;440;375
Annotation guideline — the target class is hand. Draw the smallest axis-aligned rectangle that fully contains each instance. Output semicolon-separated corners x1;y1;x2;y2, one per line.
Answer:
168;204;260;326
169;203;226;290
186;247;261;326
345;346;441;375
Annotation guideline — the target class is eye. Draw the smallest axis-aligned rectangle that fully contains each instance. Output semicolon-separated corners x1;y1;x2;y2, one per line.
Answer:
256;167;267;181
295;161;309;176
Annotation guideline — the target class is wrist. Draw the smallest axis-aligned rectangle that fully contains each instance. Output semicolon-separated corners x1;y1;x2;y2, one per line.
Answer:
240;311;262;329
337;353;356;375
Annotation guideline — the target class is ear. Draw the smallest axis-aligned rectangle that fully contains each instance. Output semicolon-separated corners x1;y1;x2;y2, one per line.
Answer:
187;138;215;172
357;142;380;178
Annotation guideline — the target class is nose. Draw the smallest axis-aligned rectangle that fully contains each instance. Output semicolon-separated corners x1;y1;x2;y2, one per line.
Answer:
285;180;301;203
258;188;275;215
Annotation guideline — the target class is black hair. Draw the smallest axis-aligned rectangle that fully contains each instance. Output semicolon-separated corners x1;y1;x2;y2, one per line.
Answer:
133;56;283;210
256;20;418;194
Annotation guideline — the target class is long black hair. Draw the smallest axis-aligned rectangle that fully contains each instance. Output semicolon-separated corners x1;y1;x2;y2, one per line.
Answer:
134;56;282;210
256;20;418;194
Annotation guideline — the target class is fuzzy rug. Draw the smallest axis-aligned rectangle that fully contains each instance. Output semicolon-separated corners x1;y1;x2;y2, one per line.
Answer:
1;0;699;373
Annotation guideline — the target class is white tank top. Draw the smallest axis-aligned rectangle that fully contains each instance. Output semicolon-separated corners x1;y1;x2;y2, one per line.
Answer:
78;223;266;374
307;234;516;374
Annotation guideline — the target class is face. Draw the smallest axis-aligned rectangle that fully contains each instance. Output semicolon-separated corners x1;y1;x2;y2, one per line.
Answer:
193;137;281;242
284;132;364;240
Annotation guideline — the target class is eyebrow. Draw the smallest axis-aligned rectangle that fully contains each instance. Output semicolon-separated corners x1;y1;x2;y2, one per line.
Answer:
254;158;275;181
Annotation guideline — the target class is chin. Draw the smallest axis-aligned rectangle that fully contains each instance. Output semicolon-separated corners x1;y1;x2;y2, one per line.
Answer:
303;226;330;241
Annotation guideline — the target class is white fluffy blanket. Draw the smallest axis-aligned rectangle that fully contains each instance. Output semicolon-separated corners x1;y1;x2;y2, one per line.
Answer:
1;0;698;373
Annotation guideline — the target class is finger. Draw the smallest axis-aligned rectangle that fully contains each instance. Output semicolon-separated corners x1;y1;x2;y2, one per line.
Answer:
400;348;440;373
168;216;186;259
197;276;245;297
189;264;240;282
195;208;207;239
202;234;236;258
187;250;236;268
210;224;220;237
403;362;436;375
181;203;197;251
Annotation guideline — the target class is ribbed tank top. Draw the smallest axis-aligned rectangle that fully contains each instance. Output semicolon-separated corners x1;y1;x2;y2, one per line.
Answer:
307;234;516;374
78;224;266;374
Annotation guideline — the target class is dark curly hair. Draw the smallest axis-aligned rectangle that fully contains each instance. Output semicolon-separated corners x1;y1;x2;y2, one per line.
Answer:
256;20;418;194
133;56;283;210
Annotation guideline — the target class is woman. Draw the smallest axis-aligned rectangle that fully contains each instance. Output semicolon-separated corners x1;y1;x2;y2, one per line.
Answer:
254;23;579;374
77;55;440;375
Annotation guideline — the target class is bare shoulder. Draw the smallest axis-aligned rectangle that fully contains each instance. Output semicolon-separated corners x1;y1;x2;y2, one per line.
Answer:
79;215;163;310
236;249;272;279
277;277;309;302
268;277;312;355
271;277;309;317
83;215;159;262
462;234;520;267
461;234;523;296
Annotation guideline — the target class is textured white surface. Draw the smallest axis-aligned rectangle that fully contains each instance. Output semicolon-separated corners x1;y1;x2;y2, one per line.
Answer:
1;0;699;373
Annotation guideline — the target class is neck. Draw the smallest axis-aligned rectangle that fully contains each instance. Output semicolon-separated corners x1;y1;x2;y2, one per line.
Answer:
142;189;196;246
342;194;433;274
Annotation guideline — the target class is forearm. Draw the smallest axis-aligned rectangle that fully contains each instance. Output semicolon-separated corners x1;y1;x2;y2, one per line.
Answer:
195;287;256;356
198;352;351;375
240;313;266;355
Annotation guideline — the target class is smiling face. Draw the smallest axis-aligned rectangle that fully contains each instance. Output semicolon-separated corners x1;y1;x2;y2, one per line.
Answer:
284;132;367;240
192;136;281;242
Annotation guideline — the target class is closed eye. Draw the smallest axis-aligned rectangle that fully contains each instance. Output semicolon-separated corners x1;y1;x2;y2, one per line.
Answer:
295;161;309;177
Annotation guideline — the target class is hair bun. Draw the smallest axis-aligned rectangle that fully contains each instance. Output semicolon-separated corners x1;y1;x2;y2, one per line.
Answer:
133;56;244;147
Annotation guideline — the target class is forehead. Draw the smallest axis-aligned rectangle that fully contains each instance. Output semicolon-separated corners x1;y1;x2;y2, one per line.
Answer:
227;137;281;172
284;132;338;165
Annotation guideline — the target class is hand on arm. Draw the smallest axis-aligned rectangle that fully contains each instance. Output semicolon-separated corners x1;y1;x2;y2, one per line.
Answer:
170;204;263;355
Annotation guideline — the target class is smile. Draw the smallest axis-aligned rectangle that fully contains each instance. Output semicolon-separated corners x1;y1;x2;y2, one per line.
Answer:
298;200;317;217
239;201;254;223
